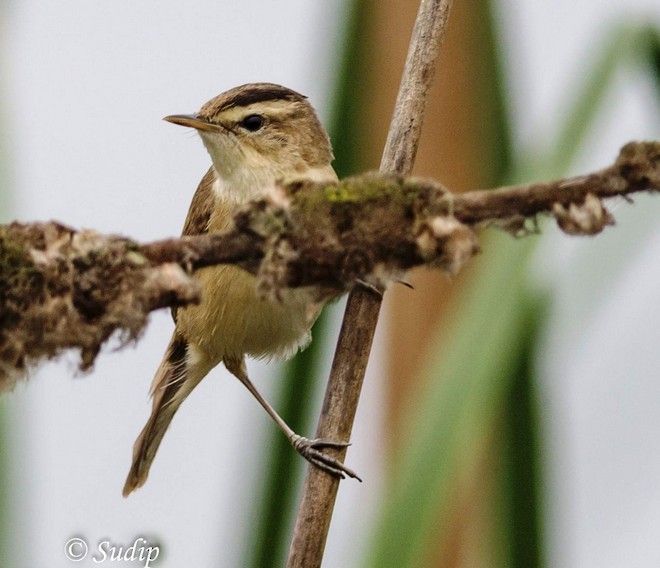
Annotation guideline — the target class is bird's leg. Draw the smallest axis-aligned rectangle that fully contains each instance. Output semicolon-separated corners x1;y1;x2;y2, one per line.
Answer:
223;357;362;481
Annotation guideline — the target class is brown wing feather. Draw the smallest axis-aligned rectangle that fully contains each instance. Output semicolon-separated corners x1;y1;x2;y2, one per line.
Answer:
182;166;216;237
171;166;217;323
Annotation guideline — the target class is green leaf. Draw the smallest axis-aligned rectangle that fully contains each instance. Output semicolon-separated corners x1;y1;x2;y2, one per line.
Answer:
546;23;655;175
364;234;537;568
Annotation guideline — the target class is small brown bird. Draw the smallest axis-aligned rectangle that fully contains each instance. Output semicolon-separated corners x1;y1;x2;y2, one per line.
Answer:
123;83;359;496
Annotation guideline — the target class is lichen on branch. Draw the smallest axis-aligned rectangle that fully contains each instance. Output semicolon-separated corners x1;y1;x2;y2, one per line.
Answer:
0;222;198;391
237;172;479;298
0;140;657;388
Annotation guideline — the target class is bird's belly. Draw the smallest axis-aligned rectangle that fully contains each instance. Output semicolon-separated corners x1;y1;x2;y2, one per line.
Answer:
176;264;319;362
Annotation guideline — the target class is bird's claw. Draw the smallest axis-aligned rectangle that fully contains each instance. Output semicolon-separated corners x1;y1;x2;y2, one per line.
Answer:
290;435;362;482
355;279;384;298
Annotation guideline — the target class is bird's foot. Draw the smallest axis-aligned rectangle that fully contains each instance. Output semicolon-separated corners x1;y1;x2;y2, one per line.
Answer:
290;435;362;482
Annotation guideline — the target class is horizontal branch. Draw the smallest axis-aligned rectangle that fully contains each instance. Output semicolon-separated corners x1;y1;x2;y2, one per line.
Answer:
0;223;199;390
0;140;656;390
452;141;659;225
141;140;659;276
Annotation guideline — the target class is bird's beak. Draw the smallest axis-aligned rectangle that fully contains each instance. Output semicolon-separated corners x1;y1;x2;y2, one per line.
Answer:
163;114;220;132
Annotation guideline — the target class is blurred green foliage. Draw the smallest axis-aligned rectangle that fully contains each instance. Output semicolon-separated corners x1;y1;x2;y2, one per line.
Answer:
233;5;660;568
365;17;660;568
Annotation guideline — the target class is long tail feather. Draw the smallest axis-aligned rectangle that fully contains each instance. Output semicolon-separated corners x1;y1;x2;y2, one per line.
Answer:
123;336;190;497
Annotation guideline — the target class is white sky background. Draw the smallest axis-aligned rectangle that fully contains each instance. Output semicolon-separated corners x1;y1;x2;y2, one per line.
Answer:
2;1;660;568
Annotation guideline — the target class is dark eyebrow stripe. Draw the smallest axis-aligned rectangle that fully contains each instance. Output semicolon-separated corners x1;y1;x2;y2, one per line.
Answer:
198;83;307;118
224;85;305;109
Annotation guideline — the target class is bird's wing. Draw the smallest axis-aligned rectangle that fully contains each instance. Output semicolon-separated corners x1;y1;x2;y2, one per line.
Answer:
171;167;217;323
182;166;216;237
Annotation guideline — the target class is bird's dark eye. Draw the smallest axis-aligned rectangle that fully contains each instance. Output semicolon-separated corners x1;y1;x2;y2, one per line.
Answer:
240;114;265;132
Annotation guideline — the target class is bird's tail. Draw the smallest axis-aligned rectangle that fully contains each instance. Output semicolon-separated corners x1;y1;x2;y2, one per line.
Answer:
123;335;203;497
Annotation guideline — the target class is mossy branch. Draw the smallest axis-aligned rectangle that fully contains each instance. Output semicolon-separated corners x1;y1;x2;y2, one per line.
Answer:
143;139;659;280
0;223;199;390
0;140;656;392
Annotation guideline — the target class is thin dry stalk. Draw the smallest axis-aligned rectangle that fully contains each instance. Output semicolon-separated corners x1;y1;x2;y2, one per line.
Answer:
286;1;455;566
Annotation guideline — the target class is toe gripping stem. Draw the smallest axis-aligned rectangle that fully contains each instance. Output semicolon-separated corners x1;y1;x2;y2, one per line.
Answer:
290;435;362;482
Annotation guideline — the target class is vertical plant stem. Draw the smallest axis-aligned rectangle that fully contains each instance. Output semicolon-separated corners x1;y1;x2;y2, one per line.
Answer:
286;1;454;566
242;2;373;565
378;0;453;175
